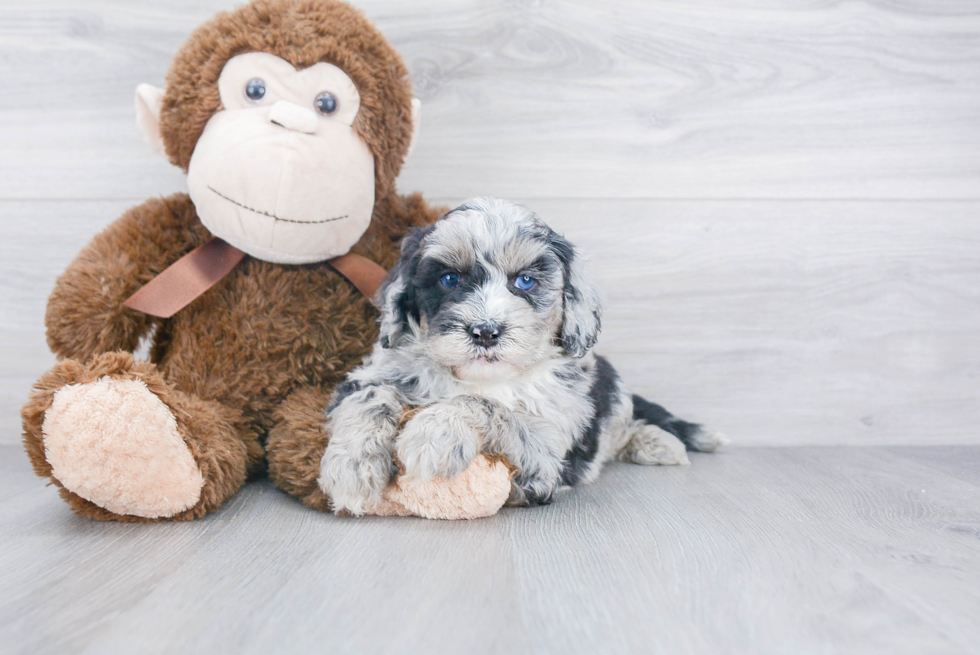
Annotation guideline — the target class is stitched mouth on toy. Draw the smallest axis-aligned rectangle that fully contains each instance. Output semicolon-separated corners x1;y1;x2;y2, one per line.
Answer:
207;186;348;225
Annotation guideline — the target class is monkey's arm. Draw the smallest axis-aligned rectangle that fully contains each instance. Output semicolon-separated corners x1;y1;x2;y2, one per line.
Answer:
45;193;210;361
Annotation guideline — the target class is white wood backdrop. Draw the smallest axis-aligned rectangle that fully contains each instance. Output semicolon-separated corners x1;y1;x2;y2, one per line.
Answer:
1;0;979;446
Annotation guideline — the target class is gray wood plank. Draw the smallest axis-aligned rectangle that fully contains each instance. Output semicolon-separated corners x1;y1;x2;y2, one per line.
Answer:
3;198;978;447
1;445;978;654
539;198;980;448
2;0;979;200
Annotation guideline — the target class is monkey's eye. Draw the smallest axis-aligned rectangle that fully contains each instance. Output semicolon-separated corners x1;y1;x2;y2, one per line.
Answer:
244;78;266;102
440;273;460;289
315;92;338;115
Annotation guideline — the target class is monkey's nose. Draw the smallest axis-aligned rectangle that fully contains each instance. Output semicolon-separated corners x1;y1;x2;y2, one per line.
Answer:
469;322;504;348
268;100;318;134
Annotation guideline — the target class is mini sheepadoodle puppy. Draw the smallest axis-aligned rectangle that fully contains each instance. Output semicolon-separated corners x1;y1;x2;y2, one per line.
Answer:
319;197;725;515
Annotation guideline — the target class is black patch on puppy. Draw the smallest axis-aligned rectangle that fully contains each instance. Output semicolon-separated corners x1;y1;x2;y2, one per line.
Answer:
561;355;619;486
546;229;576;299
379;225;433;347
507;254;560;312
414;260;491;335
327;379;363;412
631;394;707;451
545;228;600;356
387;374;419;396
553;361;584;386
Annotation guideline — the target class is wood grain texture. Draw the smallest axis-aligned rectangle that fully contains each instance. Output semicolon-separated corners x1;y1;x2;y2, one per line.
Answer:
536;198;980;448
3;198;977;447
1;0;979;200
1;444;978;654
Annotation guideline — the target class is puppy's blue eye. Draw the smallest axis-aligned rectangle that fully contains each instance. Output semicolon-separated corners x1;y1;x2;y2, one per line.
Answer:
245;78;266;102
514;275;536;291
440;273;459;289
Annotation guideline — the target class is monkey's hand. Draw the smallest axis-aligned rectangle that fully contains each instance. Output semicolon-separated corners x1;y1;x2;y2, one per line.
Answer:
45;193;209;361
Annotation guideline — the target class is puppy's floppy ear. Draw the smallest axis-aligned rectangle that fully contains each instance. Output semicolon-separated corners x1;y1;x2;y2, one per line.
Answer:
549;230;602;358
378;225;432;348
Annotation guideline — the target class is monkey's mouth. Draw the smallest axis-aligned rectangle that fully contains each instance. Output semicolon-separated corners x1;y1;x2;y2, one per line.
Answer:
207;186;347;224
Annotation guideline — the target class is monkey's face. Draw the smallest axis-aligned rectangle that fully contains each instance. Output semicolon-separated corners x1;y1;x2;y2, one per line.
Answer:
185;53;375;264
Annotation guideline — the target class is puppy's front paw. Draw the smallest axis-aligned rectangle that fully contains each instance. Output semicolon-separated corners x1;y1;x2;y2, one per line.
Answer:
318;447;393;516
396;404;480;481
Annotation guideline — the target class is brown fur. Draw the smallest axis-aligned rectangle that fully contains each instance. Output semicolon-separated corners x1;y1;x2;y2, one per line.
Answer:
22;0;446;521
266;387;333;512
22;352;252;522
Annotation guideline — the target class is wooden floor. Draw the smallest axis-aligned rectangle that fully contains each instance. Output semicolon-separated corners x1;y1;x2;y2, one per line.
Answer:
2;1;979;653
1;444;978;654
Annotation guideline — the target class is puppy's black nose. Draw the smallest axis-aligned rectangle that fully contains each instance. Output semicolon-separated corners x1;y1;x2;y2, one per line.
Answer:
469;322;504;348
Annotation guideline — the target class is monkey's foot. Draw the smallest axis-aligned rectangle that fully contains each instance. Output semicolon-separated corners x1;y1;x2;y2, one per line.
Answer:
367;454;512;520
41;376;204;519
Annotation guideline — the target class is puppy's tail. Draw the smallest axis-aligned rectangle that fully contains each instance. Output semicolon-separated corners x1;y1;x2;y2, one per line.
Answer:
631;395;729;452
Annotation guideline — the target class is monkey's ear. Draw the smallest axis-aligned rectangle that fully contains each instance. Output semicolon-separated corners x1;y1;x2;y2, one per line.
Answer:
550;231;603;358
378;225;431;348
406;98;422;157
135;83;167;157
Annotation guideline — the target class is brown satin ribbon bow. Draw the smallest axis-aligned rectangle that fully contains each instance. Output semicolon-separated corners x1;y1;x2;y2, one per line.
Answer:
123;237;388;318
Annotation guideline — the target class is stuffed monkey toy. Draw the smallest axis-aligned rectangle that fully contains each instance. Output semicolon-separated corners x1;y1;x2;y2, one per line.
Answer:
21;0;510;521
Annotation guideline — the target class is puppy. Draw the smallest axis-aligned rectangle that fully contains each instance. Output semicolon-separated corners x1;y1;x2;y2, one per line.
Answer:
319;197;724;515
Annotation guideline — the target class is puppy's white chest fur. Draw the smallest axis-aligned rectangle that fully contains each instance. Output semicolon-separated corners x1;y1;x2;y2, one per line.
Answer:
458;358;586;416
